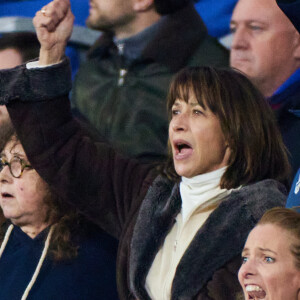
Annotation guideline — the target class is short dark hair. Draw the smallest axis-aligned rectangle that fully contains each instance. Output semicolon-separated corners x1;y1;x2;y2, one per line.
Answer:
0;32;40;63
163;66;291;188
258;207;300;269
154;0;195;15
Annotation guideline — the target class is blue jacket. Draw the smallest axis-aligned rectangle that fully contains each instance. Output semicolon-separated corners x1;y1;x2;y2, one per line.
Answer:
270;77;300;178
286;168;300;211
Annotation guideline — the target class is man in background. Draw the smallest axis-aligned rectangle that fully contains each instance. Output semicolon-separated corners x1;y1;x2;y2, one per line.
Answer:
72;0;228;162
230;0;300;177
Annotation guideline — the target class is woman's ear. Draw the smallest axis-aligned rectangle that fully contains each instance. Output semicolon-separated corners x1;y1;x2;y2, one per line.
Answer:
223;145;232;166
132;0;155;12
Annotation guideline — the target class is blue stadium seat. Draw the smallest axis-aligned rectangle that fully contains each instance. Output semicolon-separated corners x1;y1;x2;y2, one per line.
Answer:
195;0;237;38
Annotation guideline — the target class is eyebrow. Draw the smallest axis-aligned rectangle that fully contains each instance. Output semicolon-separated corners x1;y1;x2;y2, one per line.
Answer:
9;148;26;158
241;248;249;255
189;102;200;107
230;19;267;26
4;151;27;162
242;247;278;255
172;101;181;107
172;100;204;110
258;247;277;255
11;152;26;158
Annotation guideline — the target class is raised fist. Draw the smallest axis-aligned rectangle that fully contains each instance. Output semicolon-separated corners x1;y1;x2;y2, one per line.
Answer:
33;0;74;64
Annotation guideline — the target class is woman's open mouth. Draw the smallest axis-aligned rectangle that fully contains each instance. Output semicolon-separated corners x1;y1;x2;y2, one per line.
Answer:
246;285;266;299
1;192;13;200
174;141;193;160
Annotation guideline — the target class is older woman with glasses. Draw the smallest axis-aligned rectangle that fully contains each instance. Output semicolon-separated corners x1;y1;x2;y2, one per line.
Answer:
0;123;119;300
0;156;32;178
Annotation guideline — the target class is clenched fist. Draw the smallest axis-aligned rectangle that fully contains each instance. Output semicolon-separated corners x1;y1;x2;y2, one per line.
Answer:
33;0;74;65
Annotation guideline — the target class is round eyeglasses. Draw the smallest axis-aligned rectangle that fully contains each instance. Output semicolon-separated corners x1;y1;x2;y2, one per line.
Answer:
0;156;32;178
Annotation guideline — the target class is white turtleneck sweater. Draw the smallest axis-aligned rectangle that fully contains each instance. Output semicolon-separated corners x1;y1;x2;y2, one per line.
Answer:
145;167;233;300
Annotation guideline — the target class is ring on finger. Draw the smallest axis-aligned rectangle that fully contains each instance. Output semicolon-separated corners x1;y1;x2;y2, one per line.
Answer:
41;8;47;16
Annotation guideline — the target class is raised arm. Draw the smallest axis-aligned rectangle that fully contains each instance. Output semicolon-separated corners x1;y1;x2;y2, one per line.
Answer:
0;0;156;238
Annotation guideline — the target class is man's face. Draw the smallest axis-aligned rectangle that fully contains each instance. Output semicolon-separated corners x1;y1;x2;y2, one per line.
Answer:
86;0;135;34
230;0;300;97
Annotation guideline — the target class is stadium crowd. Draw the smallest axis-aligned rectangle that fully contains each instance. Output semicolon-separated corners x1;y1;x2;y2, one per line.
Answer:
0;0;299;299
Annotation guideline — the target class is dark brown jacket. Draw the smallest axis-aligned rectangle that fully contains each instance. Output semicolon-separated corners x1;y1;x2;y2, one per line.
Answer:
0;61;286;300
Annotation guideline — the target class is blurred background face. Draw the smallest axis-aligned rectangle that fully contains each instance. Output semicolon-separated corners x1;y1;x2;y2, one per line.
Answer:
0;48;22;69
0;140;49;229
168;96;230;178
238;224;300;300
86;0;136;33
230;0;300;97
0;47;23;126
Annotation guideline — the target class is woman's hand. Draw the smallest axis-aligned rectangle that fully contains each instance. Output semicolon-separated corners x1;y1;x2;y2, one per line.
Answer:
33;0;74;65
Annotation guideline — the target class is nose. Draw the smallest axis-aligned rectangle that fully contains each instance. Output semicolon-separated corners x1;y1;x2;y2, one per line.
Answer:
170;112;188;132
0;165;13;184
231;26;249;50
238;258;257;280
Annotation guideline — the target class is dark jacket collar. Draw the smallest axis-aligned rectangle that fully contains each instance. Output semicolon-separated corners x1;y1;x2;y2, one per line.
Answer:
129;176;286;299
271;79;300;119
87;3;208;72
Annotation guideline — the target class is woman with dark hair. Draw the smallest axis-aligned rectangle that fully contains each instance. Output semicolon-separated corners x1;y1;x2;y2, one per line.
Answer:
164;66;290;187
0;123;118;300
0;1;290;299
238;207;300;300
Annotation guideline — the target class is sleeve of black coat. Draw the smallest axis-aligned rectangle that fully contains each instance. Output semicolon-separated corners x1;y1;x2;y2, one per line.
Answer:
0;59;157;239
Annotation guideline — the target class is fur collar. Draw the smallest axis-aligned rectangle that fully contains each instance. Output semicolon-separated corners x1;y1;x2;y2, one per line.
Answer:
129;176;286;299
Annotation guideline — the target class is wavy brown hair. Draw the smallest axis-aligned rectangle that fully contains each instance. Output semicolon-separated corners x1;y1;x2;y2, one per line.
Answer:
0;121;86;261
162;66;291;188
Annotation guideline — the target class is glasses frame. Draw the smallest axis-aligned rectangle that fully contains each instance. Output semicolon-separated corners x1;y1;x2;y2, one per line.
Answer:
0;156;32;178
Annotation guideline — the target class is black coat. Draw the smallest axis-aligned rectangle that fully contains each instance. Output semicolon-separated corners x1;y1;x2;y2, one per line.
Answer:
271;79;300;177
